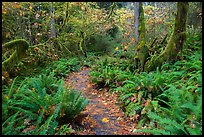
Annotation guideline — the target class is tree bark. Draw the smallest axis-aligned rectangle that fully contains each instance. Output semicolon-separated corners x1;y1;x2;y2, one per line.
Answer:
134;2;149;72
127;2;132;23
134;2;139;43
49;2;56;38
145;2;189;72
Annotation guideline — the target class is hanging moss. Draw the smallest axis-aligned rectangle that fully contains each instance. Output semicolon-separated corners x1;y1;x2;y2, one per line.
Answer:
2;39;29;71
145;2;189;72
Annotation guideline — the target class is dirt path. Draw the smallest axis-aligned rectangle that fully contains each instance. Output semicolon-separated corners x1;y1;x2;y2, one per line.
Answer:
65;66;139;135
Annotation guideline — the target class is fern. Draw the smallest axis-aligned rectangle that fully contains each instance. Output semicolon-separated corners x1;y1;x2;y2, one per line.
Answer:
60;89;88;120
2;111;26;135
125;102;143;117
134;111;188;135
2;72;89;135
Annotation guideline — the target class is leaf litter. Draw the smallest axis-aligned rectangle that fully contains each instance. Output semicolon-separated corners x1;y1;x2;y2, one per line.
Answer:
65;66;142;135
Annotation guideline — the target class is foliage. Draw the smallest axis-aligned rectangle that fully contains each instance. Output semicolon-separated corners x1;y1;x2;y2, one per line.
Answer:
42;58;81;78
132;31;202;135
2;2;202;135
2;39;30;71
87;34;115;55
89;31;202;135
133;85;202;135
89;56;135;89
2;73;88;135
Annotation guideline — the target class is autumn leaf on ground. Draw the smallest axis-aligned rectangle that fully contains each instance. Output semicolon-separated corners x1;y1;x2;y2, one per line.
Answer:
102;117;109;123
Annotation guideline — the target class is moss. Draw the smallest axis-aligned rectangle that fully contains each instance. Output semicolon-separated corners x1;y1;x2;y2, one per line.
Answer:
145;2;189;72
138;2;146;42
2;39;29;71
136;2;149;72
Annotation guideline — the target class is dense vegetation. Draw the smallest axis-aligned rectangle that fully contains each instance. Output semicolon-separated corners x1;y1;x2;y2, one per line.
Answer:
2;2;202;135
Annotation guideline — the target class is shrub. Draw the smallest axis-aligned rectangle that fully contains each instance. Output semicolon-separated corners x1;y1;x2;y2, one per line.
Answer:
87;34;115;55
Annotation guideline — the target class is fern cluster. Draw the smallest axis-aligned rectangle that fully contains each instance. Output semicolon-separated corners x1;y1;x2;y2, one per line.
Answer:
132;31;202;135
41;57;81;78
2;72;88;135
90;59;135;89
89;32;202;135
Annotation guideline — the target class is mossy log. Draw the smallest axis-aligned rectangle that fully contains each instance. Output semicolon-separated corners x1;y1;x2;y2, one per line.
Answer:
145;2;189;72
2;39;29;71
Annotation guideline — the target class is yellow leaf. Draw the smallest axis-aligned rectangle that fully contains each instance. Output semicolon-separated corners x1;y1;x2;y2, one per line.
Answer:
102;117;109;123
124;46;128;51
141;107;146;115
29;6;32;10
115;47;119;51
2;76;5;81
2;9;7;14
5;95;9;99
81;6;85;10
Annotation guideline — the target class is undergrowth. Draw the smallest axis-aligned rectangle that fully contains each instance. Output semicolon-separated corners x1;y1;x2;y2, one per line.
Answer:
2;72;88;135
89;32;202;135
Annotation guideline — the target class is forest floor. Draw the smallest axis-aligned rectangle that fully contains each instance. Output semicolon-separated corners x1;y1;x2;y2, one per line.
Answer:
64;66;142;135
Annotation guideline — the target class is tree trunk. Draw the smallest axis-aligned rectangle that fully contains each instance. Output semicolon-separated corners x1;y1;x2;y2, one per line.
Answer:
134;2;149;72
134;2;139;43
145;2;189;72
49;2;56;38
127;2;132;23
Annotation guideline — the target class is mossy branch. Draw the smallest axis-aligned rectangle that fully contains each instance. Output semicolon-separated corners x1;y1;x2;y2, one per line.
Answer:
2;39;29;71
103;2;116;23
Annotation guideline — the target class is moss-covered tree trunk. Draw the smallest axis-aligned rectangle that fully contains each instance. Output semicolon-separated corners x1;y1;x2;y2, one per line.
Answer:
145;2;189;72
134;2;149;71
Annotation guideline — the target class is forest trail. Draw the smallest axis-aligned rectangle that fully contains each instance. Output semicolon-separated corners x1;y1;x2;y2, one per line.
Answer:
64;66;140;135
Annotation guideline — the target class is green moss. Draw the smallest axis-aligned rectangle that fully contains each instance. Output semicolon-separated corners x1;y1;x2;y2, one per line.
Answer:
138;2;146;42
144;2;189;72
136;2;148;72
2;39;29;71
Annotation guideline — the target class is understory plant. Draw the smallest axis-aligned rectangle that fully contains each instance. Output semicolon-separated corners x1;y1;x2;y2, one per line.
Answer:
2;72;88;135
89;32;202;135
132;32;202;135
42;57;81;78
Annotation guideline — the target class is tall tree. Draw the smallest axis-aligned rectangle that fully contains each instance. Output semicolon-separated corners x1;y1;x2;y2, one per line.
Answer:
134;2;139;43
127;2;132;23
145;2;189;72
134;2;149;72
49;2;56;38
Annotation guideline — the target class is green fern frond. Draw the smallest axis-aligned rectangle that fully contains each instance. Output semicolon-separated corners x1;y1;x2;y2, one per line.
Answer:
133;128;171;135
119;92;135;102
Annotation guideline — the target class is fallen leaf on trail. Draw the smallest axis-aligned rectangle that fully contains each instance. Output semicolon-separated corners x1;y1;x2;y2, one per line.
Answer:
102;117;109;123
